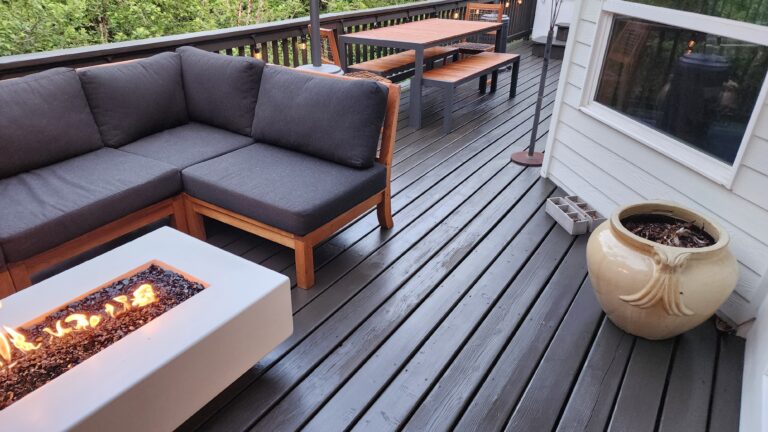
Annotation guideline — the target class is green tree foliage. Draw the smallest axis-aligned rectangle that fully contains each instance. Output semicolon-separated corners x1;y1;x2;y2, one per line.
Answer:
0;0;412;56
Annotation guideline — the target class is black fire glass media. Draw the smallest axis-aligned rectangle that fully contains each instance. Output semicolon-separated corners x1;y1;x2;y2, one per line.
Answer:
595;15;768;165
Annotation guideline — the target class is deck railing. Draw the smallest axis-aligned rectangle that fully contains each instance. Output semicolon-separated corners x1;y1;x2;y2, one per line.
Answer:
0;0;535;79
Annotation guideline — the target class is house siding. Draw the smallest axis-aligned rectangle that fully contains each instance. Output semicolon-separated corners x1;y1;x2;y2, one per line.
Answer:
542;0;768;324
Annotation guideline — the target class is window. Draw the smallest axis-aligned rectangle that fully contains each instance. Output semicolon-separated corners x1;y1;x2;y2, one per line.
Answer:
629;0;768;26
594;15;768;164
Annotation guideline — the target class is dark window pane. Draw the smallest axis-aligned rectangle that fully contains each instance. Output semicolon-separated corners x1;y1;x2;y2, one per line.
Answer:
630;0;768;26
595;16;768;164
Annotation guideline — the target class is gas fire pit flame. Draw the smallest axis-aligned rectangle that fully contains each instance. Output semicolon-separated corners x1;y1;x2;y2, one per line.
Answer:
65;314;90;330
113;295;131;312
0;284;158;371
3;327;41;353
43;321;72;338
0;331;11;365
132;284;156;307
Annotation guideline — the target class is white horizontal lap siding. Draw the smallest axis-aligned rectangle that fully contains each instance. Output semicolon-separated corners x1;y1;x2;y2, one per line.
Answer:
542;0;768;322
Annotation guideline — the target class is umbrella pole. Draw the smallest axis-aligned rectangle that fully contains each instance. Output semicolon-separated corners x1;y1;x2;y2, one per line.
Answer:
310;0;322;68
297;0;343;74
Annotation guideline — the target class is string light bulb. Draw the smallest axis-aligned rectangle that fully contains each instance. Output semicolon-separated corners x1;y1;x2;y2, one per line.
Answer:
298;35;308;51
452;11;459;19
505;1;510;7
252;46;262;60
517;0;523;4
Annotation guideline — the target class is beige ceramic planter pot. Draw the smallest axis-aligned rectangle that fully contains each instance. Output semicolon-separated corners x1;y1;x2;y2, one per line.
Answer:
587;201;738;340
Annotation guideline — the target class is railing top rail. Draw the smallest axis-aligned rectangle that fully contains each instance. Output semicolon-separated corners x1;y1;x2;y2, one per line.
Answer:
0;0;471;71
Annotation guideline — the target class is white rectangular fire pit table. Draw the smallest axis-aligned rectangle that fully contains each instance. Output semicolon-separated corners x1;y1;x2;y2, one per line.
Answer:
0;226;292;431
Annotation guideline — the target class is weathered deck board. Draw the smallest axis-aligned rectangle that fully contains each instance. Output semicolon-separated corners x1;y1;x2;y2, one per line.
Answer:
166;42;744;432
608;338;675;432
504;280;604;432
658;321;717;432
556;318;635;432
709;334;746;432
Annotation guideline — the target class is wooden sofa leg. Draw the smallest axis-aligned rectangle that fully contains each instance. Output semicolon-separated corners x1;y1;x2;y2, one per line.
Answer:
183;197;207;241
377;189;394;230
0;269;15;299
170;196;190;234
295;240;315;289
8;263;32;292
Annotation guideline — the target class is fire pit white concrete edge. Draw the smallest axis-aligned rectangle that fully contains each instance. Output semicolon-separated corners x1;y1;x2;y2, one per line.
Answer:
0;227;293;432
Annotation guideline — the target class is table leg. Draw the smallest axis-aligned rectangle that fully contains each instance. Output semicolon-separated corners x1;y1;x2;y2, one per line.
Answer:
510;59;520;98
409;47;424;129
442;85;454;134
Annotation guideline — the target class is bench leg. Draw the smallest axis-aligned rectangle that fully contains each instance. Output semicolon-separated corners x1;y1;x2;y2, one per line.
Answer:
479;75;487;94
0;269;15;299
491;70;499;93
377;188;394;229
443;88;454;134
510;60;520;98
295;240;315;289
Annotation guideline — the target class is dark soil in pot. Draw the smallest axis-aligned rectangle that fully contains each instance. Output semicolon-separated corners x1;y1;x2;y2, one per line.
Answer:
621;214;715;248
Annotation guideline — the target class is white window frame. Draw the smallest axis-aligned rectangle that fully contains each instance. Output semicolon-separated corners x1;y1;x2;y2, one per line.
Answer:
578;0;768;188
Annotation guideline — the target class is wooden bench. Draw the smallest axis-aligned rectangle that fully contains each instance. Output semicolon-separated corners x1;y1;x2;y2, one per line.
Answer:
348;46;459;79
422;52;520;133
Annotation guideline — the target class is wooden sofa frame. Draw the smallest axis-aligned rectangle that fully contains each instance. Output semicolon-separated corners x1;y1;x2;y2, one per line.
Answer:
183;72;400;289
0;69;398;297
2;196;189;296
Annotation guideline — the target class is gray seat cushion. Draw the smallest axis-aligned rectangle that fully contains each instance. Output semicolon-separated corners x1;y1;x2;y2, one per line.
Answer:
183;143;387;235
177;47;265;136
252;65;388;169
119;122;254;169
0;68;103;179
0;148;181;263
78;52;188;148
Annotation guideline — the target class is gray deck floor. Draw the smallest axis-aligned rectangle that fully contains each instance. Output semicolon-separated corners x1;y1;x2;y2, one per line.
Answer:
171;41;745;431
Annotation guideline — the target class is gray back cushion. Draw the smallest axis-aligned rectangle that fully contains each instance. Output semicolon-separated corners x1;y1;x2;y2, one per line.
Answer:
252;65;388;169
0;68;103;179
178;46;265;136
78;52;188;148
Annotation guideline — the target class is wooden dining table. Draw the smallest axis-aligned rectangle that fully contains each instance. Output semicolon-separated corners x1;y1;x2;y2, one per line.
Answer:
338;18;503;129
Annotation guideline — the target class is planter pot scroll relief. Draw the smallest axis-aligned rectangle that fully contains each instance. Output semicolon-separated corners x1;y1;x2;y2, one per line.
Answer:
586;201;738;340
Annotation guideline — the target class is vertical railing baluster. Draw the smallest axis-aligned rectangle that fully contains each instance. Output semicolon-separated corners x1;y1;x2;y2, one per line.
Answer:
291;36;299;66
271;40;279;64
281;38;290;66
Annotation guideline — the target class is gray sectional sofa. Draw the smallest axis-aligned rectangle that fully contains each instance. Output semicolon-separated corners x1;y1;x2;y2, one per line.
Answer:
0;46;400;296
